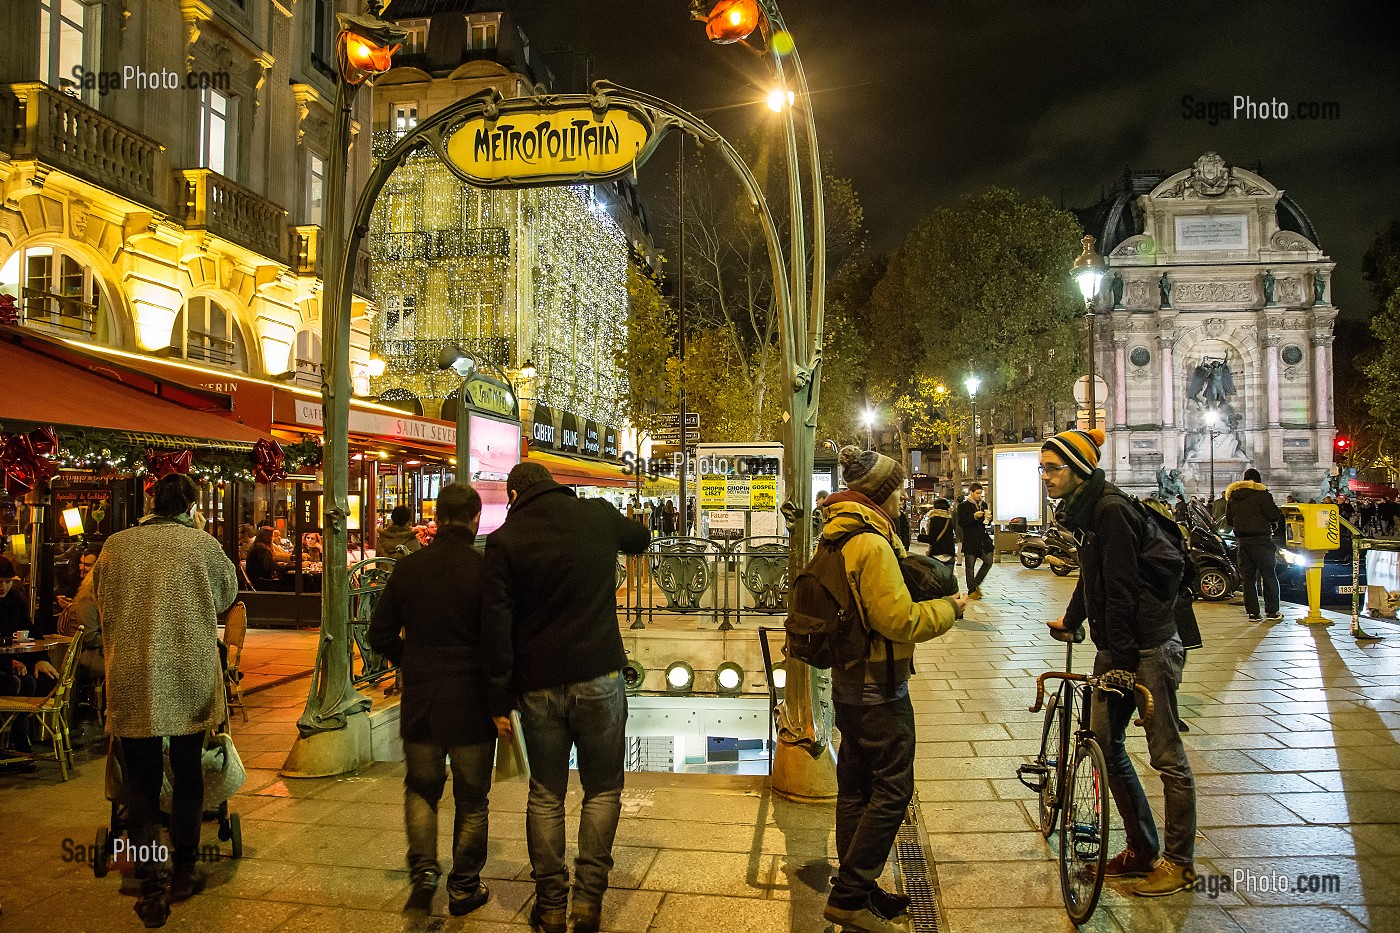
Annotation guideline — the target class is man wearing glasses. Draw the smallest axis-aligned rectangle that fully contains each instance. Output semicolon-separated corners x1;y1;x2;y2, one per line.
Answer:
1039;428;1198;898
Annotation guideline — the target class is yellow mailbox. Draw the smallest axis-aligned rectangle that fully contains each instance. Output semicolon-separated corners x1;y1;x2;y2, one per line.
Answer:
1281;503;1341;624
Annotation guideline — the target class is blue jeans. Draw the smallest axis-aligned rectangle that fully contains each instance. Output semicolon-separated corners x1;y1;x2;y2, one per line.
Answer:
830;695;916;909
1091;637;1197;866
403;740;494;900
518;671;627;912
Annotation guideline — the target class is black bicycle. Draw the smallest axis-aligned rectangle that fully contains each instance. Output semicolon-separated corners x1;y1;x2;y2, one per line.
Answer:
1016;644;1154;926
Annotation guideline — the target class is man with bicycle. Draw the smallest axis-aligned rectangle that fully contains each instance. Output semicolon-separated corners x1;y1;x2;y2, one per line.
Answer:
1040;429;1198;897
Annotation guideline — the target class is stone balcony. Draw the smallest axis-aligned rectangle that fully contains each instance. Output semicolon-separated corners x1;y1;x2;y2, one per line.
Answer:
179;167;287;263
291;223;373;298
0;82;165;210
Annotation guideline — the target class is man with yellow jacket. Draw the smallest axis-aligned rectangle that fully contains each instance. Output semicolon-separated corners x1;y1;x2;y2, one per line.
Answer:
821;446;967;933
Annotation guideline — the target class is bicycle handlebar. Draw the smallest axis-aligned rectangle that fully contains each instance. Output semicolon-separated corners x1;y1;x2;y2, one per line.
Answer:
1029;671;1155;727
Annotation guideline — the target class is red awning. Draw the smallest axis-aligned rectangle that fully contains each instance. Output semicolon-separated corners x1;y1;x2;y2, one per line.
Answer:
0;335;273;448
1348;479;1397;500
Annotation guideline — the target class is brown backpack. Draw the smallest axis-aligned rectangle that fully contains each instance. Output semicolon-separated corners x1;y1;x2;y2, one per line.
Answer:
784;529;874;670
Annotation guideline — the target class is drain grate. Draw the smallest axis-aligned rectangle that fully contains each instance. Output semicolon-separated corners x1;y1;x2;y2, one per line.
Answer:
893;800;943;933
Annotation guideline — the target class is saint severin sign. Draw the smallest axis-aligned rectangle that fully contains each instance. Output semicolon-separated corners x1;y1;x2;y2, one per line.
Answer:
443;101;655;188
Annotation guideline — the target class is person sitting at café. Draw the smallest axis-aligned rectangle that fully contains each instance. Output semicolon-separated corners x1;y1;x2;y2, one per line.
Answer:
237;524;258;560
245;528;283;591
257;521;293;561
378;506;422;557
1;555;58;752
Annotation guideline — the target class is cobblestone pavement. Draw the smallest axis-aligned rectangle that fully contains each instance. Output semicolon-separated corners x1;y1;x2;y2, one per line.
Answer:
0;564;1396;932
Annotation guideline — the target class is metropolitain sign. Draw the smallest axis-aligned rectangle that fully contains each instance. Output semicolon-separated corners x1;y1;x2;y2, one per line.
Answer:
443;103;654;188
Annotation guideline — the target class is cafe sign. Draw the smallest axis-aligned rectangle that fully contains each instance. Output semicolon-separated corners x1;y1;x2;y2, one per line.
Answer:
444;104;654;188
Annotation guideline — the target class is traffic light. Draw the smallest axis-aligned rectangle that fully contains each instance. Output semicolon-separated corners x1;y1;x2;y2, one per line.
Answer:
1334;435;1351;461
702;0;762;44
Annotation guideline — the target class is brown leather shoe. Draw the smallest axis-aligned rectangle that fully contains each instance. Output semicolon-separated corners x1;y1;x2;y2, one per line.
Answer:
1095;848;1158;878
530;902;568;933
1134;859;1197;897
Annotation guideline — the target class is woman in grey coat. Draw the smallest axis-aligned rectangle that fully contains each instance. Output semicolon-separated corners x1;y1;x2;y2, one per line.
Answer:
92;473;238;928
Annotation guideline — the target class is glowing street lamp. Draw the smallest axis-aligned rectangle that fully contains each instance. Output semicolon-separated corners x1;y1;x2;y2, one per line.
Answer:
702;0;762;43
861;406;877;450
1071;235;1108;431
766;87;795;112
1204;408;1220;501
965;375;982;478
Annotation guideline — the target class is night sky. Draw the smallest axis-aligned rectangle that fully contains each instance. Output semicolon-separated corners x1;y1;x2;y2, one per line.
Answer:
508;1;1400;323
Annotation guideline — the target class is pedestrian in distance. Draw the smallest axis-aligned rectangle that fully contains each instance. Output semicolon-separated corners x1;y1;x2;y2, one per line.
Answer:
368;482;496;917
921;498;957;564
92;473;239;927
821;447;967;933
483;462;651;933
1225;468;1286;623
958;483;993;598
1040;428;1198;898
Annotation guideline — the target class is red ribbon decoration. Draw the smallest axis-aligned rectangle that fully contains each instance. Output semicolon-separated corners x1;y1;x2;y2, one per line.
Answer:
144;448;193;494
0;294;18;325
0;426;58;496
252;438;287;484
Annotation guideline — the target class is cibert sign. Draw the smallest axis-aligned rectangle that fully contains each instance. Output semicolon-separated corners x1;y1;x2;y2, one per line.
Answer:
444;107;651;186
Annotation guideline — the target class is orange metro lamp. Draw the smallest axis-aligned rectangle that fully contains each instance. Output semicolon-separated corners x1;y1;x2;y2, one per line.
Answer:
702;0;762;44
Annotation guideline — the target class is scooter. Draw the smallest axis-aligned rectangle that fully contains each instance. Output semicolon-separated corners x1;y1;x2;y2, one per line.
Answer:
1042;525;1080;577
1018;530;1049;569
1188;519;1239;601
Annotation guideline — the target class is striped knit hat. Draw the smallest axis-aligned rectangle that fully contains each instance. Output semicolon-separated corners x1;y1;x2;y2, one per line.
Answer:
1042;428;1106;479
839;445;905;505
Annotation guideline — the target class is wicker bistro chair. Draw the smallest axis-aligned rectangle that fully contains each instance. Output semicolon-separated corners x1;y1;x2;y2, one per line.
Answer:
0;627;86;781
222;601;249;723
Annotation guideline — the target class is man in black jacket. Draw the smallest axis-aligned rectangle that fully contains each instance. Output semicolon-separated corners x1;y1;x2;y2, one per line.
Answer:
368;483;494;918
483;462;650;933
1225;468;1285;623
1040;429;1197;898
957;484;992;597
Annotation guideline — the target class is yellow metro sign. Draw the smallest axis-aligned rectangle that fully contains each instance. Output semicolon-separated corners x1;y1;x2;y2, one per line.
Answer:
444;106;651;187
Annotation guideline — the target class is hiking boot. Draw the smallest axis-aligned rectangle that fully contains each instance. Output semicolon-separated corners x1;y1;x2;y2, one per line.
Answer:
823;902;907;933
1264;613;1284;623
448;881;490;917
1134;859;1197;897
135;878;170;929
968;589;983;600
530;902;568;933
169;865;206;902
871;887;912;922
1094;848;1158;878
570;901;602;933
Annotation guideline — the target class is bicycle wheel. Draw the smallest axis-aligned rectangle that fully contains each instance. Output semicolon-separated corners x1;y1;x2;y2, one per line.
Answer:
1058;737;1110;926
1036;685;1070;838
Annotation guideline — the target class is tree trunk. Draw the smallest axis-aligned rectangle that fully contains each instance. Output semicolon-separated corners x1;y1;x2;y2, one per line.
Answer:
947;431;962;502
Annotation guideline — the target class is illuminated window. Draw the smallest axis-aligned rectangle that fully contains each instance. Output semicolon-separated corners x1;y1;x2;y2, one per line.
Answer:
197;87;231;176
171;296;248;371
307;154;325;225
40;0;93;100
400;19;428;55
0;244;117;343
393;102;418;138
468;15;498;50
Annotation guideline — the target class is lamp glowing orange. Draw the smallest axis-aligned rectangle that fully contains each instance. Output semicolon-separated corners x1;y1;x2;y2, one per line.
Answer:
339;32;399;84
704;0;761;44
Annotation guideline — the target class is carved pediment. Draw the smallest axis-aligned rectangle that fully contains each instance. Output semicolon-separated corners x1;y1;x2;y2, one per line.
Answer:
1270;230;1316;252
1112;234;1157;258
1153;152;1279;202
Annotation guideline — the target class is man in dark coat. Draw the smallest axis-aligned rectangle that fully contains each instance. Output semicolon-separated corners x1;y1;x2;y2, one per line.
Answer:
483;462;650;933
369;483;494;918
1041;428;1197;898
1224;467;1286;623
957;483;993;597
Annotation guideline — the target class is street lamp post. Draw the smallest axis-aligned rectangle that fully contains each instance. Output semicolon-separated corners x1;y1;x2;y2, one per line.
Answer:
965;375;981;479
861;407;876;450
284;8;405;777
697;0;832;801
1072;235;1107;431
1204;408;1220;501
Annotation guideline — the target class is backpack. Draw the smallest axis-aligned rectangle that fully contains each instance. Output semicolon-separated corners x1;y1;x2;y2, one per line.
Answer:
784;529;873;670
1103;491;1187;604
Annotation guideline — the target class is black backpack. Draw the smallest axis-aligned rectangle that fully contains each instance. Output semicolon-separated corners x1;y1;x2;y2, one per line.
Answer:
1103;490;1187;604
784;529;873;670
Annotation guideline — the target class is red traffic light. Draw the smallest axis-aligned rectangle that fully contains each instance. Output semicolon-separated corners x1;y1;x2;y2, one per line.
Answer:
704;0;762;44
1335;436;1351;450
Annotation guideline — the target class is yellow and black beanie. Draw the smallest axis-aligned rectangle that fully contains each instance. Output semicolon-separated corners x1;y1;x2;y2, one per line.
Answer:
1041;428;1106;479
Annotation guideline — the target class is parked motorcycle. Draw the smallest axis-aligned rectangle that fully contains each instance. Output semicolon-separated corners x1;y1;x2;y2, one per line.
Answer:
1017;524;1079;575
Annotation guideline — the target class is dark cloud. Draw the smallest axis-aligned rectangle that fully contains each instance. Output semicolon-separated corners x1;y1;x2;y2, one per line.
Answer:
508;1;1400;321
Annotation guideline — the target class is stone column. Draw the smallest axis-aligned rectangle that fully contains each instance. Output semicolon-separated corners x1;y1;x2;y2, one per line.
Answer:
1157;323;1179;469
1313;334;1333;427
1266;335;1281;427
1113;337;1128;427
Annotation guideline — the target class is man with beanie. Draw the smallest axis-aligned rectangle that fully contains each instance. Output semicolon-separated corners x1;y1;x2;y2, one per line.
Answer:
1225;467;1285;623
822;446;967;933
482;462;650;933
1040;429;1198;898
957;483;993;597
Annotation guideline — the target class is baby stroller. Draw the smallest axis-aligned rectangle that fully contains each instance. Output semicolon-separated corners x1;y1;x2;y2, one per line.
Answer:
92;719;246;878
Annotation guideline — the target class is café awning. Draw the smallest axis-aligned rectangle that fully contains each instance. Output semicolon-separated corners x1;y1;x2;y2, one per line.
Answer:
0;335;273;449
526;449;632;487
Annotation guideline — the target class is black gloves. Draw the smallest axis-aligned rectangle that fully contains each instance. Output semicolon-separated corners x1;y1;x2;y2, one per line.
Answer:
1100;668;1136;696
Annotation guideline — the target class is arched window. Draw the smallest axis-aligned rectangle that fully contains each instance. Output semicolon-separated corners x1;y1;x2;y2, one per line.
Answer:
0;244;120;344
292;327;322;385
170;296;249;371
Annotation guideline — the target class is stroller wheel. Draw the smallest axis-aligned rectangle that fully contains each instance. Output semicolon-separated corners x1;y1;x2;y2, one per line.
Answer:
94;827;110;878
229;813;243;859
